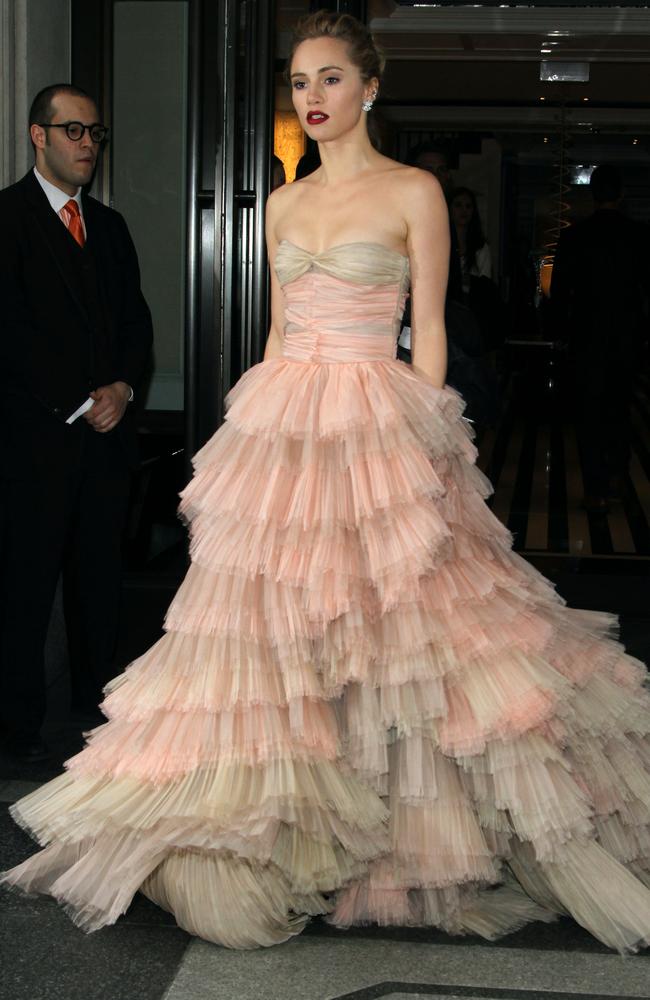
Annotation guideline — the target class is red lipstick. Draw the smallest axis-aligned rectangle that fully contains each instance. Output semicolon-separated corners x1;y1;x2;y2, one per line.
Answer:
307;112;329;125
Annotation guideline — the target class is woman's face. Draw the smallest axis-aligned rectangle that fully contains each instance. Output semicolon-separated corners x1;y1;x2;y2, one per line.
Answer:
290;36;376;143
451;193;474;229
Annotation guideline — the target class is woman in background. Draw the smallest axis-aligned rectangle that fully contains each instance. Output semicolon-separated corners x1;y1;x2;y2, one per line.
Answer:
449;185;491;293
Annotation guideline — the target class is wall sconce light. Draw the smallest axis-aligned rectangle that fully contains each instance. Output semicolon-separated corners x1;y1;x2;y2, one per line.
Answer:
274;111;305;183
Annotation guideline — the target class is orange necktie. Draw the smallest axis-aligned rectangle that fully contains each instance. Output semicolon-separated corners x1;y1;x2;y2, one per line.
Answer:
62;198;85;248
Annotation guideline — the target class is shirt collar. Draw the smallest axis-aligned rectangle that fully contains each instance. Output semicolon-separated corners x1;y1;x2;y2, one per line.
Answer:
33;167;83;217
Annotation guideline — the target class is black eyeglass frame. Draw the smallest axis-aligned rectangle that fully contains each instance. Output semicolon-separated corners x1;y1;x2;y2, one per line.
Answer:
36;121;110;143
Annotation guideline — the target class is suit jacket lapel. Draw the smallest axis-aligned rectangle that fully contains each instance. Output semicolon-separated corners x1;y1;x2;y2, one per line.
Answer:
81;192;103;259
21;171;91;326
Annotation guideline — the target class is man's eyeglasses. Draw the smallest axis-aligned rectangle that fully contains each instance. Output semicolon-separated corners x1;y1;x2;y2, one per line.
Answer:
37;121;109;143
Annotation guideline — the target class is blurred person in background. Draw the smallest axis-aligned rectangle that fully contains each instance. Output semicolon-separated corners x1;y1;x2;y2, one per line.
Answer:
551;164;650;513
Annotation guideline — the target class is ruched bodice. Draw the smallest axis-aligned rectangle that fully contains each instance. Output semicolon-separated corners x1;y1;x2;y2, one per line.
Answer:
275;240;410;363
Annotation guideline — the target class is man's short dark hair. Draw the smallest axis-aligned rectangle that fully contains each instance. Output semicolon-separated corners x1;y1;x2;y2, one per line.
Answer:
28;84;96;129
590;164;623;204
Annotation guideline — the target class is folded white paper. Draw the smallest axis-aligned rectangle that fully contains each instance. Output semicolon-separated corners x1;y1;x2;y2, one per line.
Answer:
398;325;411;350
65;397;95;424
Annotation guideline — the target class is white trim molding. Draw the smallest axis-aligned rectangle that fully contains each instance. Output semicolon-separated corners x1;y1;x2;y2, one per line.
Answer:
371;6;650;36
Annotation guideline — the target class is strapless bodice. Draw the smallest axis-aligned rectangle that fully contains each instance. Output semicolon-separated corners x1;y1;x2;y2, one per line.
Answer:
275;241;410;364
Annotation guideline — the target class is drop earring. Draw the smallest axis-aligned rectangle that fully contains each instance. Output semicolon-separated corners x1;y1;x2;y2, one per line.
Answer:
362;91;377;112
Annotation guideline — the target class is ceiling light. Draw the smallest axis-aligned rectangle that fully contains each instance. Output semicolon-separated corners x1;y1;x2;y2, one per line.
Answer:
539;96;546;101
583;97;589;101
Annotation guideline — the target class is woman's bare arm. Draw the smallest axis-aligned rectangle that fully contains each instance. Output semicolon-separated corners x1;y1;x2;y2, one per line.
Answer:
403;169;450;388
263;189;287;361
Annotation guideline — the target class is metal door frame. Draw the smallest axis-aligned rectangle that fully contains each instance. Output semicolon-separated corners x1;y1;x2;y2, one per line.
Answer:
71;0;277;459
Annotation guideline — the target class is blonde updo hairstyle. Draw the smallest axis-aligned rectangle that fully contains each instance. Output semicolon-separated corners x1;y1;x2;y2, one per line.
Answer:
286;9;385;96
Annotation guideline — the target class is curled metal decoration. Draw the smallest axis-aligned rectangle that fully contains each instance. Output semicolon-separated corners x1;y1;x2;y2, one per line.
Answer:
538;101;572;300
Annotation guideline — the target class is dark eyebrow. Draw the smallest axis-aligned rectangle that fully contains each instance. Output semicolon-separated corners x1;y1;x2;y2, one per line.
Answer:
290;65;345;79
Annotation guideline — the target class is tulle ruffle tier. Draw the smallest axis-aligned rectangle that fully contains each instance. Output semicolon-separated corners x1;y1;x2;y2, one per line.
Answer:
3;355;650;952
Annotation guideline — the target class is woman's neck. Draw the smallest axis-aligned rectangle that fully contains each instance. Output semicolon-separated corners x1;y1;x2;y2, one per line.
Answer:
315;131;377;186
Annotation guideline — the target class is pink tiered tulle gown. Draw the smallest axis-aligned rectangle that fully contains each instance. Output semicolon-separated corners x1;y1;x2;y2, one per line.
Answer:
3;241;650;951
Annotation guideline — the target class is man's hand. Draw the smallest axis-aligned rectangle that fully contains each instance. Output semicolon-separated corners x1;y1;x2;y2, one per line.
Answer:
84;381;131;433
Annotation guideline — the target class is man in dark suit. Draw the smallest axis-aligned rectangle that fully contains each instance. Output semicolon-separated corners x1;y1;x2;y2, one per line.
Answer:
551;165;650;512
0;84;153;760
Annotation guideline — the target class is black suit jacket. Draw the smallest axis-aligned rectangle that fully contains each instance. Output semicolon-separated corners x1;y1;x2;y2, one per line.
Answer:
0;170;153;473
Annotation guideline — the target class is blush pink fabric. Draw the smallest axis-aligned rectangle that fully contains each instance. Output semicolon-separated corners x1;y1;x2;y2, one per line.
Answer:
2;242;650;951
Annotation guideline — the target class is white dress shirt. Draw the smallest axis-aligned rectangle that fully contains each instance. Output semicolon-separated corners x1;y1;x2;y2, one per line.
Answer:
33;167;87;240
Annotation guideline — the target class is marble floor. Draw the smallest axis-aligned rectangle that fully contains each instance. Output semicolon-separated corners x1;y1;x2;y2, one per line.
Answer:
2;773;650;1000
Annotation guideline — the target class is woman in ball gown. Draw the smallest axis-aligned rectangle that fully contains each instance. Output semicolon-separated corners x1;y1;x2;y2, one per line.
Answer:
3;10;650;952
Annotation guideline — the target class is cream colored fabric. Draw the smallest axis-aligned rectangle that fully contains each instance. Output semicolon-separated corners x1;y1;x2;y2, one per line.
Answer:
274;239;409;288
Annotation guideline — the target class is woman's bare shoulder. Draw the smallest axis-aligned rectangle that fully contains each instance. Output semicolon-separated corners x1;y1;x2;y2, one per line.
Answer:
371;159;442;203
266;174;316;233
399;163;444;198
266;183;293;242
398;167;448;228
267;181;295;215
368;161;445;238
270;171;321;201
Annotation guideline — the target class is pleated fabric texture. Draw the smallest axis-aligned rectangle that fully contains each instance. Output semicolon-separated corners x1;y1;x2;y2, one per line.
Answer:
3;241;650;952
